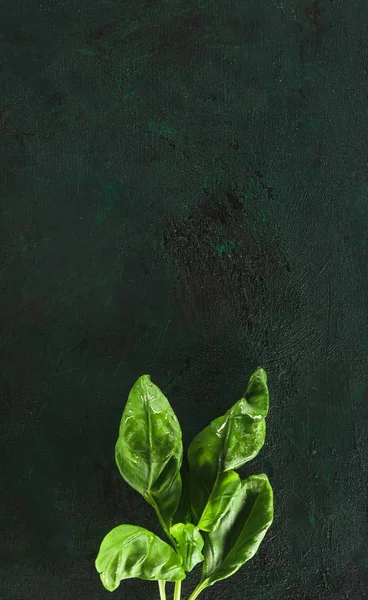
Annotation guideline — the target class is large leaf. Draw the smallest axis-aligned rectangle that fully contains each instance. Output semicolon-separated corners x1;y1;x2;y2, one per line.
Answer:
170;523;205;572
115;375;183;531
193;474;273;596
95;524;186;592
188;367;269;527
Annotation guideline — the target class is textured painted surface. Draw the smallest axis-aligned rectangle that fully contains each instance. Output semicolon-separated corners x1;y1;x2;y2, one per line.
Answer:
1;0;368;599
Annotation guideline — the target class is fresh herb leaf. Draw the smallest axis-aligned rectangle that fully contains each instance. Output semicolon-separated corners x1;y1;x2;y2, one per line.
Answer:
202;473;273;584
170;522;205;572
188;473;273;599
115;374;183;537
95;524;186;592
188;367;269;528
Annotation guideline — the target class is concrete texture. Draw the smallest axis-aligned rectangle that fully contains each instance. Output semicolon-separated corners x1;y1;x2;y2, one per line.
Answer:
1;1;368;598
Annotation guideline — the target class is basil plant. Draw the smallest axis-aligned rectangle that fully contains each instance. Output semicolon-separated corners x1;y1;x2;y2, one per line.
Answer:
95;368;274;600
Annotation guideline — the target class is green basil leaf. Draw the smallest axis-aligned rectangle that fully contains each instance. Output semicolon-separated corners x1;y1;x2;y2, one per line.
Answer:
172;466;192;526
115;375;183;531
188;367;269;527
170;523;205;572
198;474;273;591
197;470;242;532
95;524;186;592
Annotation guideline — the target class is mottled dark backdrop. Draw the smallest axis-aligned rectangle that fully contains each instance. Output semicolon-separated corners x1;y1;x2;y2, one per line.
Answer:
1;0;368;599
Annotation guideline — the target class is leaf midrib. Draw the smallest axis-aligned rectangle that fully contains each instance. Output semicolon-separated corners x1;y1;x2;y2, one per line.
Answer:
145;389;153;491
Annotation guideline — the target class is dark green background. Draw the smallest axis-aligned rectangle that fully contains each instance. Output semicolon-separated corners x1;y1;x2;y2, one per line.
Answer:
1;0;368;598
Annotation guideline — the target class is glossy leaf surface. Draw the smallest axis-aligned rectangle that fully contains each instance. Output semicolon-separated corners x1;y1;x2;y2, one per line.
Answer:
197;470;241;532
115;375;183;528
95;524;186;592
170;522;205;572
200;474;273;587
172;465;192;526
188;367;269;527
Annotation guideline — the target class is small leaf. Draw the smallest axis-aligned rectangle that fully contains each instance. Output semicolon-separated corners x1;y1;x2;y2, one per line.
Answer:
95;524;186;592
188;367;269;526
201;474;273;587
170;523;205;572
115;375;183;531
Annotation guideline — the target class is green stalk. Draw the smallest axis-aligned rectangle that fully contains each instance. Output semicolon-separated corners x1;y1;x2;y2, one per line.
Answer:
147;494;178;549
173;580;181;600
187;580;209;600
158;581;166;600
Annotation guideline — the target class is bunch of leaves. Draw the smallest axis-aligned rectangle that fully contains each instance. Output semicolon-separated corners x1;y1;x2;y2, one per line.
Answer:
95;367;273;600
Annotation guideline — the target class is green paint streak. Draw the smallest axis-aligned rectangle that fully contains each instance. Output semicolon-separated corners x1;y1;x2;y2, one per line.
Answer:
78;48;95;57
310;515;315;526
199;227;238;258
215;226;238;258
216;239;237;258
149;121;175;139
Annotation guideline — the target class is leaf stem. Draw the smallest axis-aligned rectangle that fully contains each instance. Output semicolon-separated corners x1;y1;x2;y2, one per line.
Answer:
158;580;166;600
155;508;177;547
173;580;181;600
187;580;208;600
147;494;178;549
